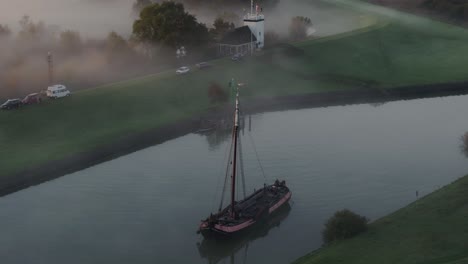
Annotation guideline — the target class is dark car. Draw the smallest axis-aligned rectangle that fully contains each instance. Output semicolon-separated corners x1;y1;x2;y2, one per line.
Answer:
196;62;213;69
231;54;244;61
1;99;22;110
22;93;42;105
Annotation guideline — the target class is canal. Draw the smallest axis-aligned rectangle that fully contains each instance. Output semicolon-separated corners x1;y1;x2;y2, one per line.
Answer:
1;95;468;264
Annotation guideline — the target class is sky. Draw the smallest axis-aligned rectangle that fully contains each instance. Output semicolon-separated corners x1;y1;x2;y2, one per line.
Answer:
0;0;363;39
0;0;134;38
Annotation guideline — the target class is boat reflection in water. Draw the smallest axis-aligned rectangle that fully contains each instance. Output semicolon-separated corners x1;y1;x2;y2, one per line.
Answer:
197;204;291;264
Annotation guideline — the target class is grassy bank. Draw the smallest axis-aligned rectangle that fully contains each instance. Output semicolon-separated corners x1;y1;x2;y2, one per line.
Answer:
293;174;468;264
3;0;468;180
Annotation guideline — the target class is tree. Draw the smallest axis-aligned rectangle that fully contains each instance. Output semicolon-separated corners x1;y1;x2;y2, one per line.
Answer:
218;11;241;27
208;82;228;104
133;2;210;48
460;132;468;157
424;0;468;21
210;17;235;41
105;31;134;63
322;209;369;244
264;31;280;47
60;30;82;53
289;16;312;41
106;31;129;53
133;0;152;16
18;15;46;41
0;24;12;38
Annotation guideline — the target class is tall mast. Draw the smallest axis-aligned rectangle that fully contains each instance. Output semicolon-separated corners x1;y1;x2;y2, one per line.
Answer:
231;85;240;217
47;52;53;85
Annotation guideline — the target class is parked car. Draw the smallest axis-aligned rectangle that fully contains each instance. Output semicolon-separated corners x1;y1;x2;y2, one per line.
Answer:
196;62;212;69
1;99;22;110
22;93;42;105
176;66;190;74
46;84;70;99
231;54;244;61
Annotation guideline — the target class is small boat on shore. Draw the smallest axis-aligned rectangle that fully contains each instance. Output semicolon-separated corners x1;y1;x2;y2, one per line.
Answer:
198;83;292;238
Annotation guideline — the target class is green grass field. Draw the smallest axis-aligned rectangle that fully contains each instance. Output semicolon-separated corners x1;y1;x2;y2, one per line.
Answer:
2;0;468;178
293;174;468;264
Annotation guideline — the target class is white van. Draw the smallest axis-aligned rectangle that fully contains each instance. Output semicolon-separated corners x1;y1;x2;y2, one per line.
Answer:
46;84;70;99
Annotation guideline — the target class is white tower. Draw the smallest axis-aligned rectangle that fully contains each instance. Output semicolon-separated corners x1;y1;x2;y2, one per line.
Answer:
243;0;264;49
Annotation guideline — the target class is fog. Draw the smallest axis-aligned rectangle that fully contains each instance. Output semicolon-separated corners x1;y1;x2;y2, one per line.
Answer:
0;0;364;100
268;0;362;36
0;0;364;40
0;0;133;38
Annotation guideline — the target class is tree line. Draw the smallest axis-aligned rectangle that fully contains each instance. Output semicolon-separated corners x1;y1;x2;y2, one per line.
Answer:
132;1;313;49
0;0;314;99
133;0;280;15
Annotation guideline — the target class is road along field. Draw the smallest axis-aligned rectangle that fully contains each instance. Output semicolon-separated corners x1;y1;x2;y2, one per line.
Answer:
2;0;468;194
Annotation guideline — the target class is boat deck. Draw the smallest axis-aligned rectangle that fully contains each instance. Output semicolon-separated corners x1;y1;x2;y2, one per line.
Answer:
205;181;290;227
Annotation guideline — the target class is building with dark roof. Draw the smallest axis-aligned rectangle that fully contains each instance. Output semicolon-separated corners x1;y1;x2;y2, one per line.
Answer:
218;26;257;56
218;5;265;56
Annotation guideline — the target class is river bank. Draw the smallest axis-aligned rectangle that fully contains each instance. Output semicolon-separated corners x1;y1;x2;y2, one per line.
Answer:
4;0;468;196
293;172;468;264
3;82;468;197
2;92;467;264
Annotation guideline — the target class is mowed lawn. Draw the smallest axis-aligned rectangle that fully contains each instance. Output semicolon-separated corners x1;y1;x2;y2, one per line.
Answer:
0;58;338;178
293;175;468;264
3;0;468;178
292;2;468;264
288;23;468;87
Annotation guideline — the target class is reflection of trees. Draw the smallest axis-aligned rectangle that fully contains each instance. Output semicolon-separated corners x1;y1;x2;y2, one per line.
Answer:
204;124;232;150
197;204;291;264
460;132;468;157
198;115;249;150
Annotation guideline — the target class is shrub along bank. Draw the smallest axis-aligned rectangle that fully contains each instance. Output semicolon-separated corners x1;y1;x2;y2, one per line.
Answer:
293;174;468;264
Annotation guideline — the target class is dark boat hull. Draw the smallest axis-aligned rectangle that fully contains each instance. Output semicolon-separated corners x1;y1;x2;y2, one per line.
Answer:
199;199;291;238
197;204;292;264
199;182;292;238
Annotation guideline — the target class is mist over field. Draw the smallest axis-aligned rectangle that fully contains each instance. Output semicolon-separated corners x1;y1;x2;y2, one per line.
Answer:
0;0;364;100
0;0;133;38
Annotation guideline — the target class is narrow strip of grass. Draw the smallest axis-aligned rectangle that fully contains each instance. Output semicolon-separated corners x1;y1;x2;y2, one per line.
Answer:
0;56;347;178
293;175;468;264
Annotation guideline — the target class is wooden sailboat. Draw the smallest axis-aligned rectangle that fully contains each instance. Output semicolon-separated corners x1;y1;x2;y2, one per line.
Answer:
198;84;292;237
197;204;291;263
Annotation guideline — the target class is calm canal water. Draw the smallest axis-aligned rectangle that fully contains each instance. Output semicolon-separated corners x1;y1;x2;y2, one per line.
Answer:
1;95;468;264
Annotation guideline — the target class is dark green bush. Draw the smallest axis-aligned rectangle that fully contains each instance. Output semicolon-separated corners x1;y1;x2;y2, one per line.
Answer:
424;0;468;21
460;132;468;157
208;82;228;104
322;209;369;244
